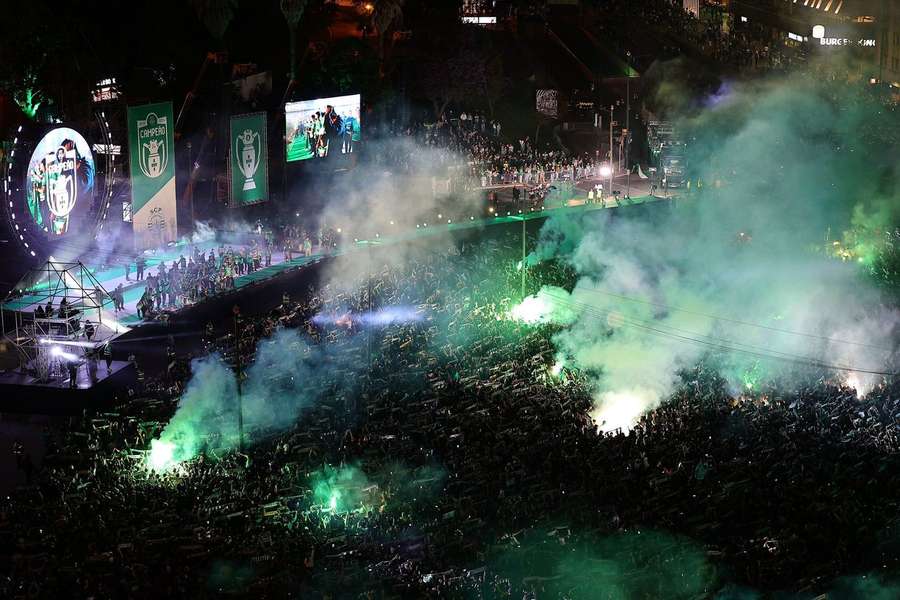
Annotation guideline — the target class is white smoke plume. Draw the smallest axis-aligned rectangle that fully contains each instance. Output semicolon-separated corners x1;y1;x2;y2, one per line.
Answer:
529;71;900;432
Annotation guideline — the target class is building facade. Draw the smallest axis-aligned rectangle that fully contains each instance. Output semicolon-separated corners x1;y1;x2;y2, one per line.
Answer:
882;0;900;86
730;0;885;77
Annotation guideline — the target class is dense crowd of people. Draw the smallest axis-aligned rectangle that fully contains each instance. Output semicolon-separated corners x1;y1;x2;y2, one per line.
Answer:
590;0;795;73
130;241;273;318
2;229;898;598
118;225;343;320
375;113;604;199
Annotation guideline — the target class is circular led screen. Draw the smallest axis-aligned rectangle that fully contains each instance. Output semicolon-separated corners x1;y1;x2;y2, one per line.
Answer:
24;127;95;237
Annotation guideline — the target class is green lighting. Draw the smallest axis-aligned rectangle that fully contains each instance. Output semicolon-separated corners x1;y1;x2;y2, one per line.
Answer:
310;464;373;516
148;439;176;473
740;361;764;393
507;287;577;326
15;87;42;120
509;294;550;324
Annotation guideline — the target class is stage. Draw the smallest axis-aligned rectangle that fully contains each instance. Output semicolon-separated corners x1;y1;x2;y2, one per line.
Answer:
87;241;323;327
3;238;323;330
0;235;326;401
0;359;137;414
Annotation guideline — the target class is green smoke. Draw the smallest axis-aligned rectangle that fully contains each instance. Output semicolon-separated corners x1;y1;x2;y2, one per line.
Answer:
526;66;900;432
147;356;240;472
487;529;716;599
309;464;374;515
146;329;367;472
508;286;578;325
737;360;767;393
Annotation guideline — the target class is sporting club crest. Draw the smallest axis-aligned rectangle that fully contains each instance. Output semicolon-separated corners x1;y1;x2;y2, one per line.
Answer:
45;146;78;235
137;112;169;179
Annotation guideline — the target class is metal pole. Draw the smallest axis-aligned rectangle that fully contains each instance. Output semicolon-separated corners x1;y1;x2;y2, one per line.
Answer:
609;105;614;201
625;76;631;198
187;142;195;228
521;218;526;299
234;311;244;451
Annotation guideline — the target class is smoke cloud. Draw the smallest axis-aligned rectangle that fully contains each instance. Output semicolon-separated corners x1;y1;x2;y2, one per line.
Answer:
306;136;484;291
485;529;715;599
152;328;365;467
526;70;900;431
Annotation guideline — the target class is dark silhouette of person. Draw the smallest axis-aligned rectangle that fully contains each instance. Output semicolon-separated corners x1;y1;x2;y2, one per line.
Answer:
67;360;79;388
323;105;343;157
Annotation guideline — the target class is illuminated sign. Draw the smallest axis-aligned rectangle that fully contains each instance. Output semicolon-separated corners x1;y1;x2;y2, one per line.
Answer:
462;16;496;24
92;78;120;103
285;94;361;162
536;89;559;118
819;38;876;47
811;25;876;48
24;128;95;237
92;143;122;155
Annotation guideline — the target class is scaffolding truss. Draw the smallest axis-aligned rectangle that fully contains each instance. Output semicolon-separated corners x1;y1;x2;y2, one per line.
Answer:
1;261;116;382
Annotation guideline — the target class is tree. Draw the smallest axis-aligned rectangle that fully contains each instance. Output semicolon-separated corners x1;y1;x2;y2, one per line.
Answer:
370;0;405;64
418;27;506;119
189;0;238;41
0;2;67;121
309;39;380;99
281;0;309;83
13;75;43;120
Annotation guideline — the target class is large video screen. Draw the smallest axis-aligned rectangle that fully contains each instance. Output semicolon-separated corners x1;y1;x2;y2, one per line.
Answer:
285;94;361;162
25;127;95;237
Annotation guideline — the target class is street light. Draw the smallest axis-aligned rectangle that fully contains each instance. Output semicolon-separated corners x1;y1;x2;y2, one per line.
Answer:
599;164;612;178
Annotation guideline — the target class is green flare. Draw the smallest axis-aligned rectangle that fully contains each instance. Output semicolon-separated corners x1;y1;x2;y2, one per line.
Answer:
740;362;763;392
551;359;565;377
152;356;241;468
508;286;576;325
148;439;176;473
310;464;372;515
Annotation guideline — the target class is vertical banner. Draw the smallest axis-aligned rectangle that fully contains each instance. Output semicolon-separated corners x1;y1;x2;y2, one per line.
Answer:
230;112;268;206
127;101;177;250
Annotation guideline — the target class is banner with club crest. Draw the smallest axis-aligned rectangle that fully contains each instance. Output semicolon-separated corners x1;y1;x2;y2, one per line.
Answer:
127;101;178;250
230;112;268;206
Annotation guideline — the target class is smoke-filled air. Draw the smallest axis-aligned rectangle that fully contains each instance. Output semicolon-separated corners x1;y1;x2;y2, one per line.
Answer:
518;72;900;433
150;328;366;471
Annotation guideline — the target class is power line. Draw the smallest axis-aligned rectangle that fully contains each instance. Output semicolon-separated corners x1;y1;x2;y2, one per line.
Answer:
572;286;893;353
542;291;896;377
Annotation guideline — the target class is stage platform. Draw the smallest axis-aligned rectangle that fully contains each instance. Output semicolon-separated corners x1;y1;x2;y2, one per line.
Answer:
0;359;137;414
3;238;323;329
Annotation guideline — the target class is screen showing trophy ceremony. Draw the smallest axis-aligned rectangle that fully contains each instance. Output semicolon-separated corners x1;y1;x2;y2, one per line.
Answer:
285;94;361;162
24;127;95;238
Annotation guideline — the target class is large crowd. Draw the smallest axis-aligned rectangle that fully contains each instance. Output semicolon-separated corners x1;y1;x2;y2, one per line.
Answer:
588;0;797;73
128;240;274;318
2;229;898;598
375;114;605;198
123;225;343;320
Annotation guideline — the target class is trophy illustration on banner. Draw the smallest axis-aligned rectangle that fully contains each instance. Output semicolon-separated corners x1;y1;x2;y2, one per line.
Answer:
145;139;163;178
236;128;261;192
